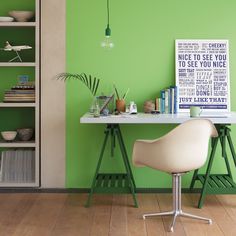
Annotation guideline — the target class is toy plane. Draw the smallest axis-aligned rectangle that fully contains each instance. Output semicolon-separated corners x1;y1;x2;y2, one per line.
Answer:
0;41;32;62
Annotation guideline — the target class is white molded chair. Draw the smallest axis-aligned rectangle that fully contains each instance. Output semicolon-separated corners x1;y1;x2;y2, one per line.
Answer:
132;119;218;232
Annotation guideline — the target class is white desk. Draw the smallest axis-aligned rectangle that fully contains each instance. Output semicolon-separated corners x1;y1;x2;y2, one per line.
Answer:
81;112;236;208
80;112;236;124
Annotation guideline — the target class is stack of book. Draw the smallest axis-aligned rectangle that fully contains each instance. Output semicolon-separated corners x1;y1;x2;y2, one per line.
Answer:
3;82;35;103
0;150;35;183
155;86;178;114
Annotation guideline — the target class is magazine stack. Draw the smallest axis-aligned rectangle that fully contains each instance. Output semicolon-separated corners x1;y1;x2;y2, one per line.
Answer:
3;82;35;103
0;150;35;183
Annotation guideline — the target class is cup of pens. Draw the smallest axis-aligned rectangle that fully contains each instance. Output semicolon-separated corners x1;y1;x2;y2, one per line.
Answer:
116;99;126;112
114;84;129;113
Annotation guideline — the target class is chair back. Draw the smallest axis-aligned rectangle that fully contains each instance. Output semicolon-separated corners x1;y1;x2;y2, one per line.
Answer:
132;119;218;173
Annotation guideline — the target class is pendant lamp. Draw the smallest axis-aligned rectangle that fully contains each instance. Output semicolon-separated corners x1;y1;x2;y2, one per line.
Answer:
101;0;114;49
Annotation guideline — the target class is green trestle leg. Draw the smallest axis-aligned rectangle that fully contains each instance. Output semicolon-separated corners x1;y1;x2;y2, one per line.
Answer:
115;126;138;207
190;125;236;208
85;124;138;207
197;137;218;208
117;125;137;190
85;128;110;207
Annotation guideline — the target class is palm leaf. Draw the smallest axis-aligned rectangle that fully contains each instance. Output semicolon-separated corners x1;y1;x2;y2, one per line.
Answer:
56;72;100;96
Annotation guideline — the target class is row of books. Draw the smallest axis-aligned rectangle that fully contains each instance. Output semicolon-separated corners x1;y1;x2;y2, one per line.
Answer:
3;82;35;103
155;86;178;114
0;150;35;183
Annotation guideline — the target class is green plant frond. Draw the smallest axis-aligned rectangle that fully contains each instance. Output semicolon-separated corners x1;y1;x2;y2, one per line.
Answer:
56;72;100;96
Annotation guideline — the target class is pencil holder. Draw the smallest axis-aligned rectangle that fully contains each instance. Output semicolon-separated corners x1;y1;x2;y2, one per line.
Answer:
116;99;126;112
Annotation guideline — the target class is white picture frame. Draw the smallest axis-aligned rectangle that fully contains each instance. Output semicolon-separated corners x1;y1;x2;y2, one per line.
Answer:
175;39;230;113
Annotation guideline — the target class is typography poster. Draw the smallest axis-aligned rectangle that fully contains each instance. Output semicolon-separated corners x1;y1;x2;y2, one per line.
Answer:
175;39;230;112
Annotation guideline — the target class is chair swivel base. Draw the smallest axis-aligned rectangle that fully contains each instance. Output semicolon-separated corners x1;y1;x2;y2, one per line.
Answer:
143;210;212;232
142;174;212;232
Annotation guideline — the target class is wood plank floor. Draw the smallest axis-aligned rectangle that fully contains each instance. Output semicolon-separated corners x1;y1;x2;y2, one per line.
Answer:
0;193;235;236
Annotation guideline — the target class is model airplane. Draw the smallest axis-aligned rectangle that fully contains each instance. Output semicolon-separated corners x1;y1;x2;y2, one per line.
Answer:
0;41;32;62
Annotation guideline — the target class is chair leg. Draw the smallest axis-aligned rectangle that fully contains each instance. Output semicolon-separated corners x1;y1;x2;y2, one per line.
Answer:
180;212;212;224
143;211;174;219
141;174;212;232
170;213;178;232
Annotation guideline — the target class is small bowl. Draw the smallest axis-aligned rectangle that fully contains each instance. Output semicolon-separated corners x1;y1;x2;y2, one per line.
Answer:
8;11;34;22
0;16;14;22
1;131;17;141
17;128;34;141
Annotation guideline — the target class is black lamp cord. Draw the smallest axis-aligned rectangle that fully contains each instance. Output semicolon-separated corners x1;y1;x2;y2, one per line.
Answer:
107;0;110;27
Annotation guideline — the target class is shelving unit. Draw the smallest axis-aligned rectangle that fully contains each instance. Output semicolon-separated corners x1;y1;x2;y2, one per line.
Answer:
0;0;40;187
0;141;35;148
0;63;36;67
0;102;36;107
0;22;36;27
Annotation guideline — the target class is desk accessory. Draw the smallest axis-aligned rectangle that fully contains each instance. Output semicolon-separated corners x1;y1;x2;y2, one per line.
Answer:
144;100;155;113
113;84;130;113
190;106;202;117
116;99;126;112
126;101;137;114
98;94;114;114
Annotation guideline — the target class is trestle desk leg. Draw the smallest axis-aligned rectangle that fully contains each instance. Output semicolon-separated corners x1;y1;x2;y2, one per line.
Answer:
117;125;136;189
115;125;138;207
190;169;199;191
220;132;233;179
226;128;236;167
85;129;109;207
198;138;218;208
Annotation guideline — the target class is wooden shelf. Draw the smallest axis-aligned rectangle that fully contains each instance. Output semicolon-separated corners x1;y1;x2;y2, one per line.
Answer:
0;141;36;148
0;62;36;67
0;103;36;108
0;22;36;27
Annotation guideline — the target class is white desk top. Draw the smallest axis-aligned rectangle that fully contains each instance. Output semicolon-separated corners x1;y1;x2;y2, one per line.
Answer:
80;112;236;124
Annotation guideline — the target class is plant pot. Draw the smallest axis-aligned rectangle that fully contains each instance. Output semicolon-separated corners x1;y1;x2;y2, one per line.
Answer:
116;99;126;112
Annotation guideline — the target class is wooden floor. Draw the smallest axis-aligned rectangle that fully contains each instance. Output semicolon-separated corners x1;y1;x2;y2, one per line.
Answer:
0;193;236;236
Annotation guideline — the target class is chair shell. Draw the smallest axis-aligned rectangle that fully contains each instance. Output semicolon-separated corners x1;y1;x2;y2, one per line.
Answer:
132;119;218;232
133;119;218;173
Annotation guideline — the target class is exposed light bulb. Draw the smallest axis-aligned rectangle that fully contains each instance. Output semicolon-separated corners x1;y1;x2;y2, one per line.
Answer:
101;35;114;49
101;0;114;49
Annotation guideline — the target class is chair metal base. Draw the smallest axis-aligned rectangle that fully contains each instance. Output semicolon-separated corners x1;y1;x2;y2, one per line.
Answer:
143;210;212;232
142;174;212;232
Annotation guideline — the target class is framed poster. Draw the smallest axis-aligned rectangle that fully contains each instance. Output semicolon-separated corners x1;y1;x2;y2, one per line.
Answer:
175;39;230;113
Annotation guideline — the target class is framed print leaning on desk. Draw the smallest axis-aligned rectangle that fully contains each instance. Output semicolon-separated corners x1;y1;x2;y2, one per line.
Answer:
175;39;230;113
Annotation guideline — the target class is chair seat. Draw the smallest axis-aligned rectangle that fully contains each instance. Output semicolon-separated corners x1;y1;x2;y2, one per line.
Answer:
132;119;218;173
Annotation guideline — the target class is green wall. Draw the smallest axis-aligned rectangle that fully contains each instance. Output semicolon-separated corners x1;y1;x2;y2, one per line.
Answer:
0;1;34;15
66;0;236;188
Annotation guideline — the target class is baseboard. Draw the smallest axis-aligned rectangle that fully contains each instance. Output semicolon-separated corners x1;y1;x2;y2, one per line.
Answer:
0;188;201;193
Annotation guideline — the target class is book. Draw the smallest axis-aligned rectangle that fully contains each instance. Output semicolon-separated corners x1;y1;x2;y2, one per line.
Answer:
160;90;165;113
165;89;169;114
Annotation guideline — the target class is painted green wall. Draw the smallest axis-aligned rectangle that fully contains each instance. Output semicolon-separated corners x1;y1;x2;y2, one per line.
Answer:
66;0;236;188
0;1;34;16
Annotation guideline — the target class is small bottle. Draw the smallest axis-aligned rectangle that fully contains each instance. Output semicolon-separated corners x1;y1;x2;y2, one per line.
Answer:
94;100;100;117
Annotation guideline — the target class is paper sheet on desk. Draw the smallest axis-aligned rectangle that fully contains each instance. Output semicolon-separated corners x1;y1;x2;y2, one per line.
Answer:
199;113;230;118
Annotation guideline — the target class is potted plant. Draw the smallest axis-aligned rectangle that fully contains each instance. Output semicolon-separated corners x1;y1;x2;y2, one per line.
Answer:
57;72;100;113
56;72;100;96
